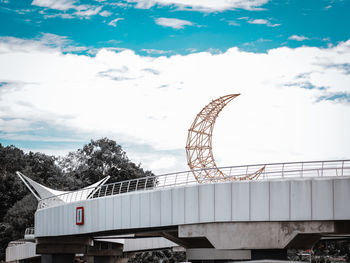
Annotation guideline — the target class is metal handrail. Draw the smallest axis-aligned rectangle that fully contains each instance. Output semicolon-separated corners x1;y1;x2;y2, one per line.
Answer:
37;159;350;210
24;227;34;235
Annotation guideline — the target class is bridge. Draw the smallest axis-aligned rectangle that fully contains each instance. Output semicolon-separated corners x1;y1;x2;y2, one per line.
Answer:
16;160;350;262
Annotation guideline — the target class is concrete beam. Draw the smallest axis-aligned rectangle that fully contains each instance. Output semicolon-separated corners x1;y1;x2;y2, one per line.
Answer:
161;230;213;249
186;248;251;261
41;254;74;263
37;244;88;254
86;248;123;257
179;221;335;249
37;236;93;246
36;236;93;255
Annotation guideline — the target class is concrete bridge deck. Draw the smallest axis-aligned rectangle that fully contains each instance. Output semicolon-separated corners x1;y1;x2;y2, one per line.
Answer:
35;176;350;238
20;160;350;261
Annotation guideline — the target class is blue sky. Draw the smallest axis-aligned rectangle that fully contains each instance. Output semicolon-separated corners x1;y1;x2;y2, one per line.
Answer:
1;0;349;54
0;0;350;173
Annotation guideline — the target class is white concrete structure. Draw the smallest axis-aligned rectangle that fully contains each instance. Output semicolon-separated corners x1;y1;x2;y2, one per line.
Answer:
12;160;350;262
6;238;179;262
6;242;38;262
98;237;179;252
35;176;350;237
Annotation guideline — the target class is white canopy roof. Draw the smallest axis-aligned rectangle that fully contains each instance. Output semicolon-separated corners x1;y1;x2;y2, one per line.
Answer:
16;171;110;202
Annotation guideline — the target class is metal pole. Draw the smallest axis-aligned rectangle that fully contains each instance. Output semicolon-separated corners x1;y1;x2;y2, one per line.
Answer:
98;186;102;197
111;183;115;195
144;178;148;190
163;175;167;188
174;173;178;186
135;179;139;191
126;181;131;193
301;162;304;177
104;185;108;197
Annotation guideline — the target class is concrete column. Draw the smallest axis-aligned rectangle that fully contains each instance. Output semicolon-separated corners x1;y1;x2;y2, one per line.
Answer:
41;254;74;263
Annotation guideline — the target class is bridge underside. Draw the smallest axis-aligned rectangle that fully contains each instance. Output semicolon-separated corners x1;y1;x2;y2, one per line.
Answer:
35;220;350;262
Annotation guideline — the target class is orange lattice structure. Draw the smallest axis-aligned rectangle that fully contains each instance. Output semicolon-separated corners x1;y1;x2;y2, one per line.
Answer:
186;94;265;183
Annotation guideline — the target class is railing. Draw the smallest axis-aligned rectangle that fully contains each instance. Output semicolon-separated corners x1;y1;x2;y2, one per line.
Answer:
37;159;350;210
24;227;34;236
24;227;35;241
7;241;27;247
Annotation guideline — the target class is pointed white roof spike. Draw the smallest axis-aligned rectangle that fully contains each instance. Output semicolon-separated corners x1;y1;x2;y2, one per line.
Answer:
16;172;67;200
16;171;110;203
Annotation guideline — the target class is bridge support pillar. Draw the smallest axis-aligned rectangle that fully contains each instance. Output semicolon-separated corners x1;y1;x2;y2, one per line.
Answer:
41;254;74;263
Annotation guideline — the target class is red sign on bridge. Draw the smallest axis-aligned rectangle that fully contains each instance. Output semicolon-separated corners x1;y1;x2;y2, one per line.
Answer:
76;207;84;225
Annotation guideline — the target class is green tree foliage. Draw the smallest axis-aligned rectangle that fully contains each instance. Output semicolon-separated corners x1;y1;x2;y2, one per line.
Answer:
0;145;28;222
128;249;186;263
4;194;37;240
58;138;153;187
0;145;64;221
0;139;154;261
0;143;64;260
0;222;13;261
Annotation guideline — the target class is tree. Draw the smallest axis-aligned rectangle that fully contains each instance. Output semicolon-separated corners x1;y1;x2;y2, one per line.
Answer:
0;144;63;261
3;194;37;240
0;222;13;261
58;138;154;187
0;139;154;261
128;249;186;263
0;144;28;221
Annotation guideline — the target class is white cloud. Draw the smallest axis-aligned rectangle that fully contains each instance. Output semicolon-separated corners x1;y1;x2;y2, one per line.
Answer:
141;49;172;55
0;33;86;53
248;19;280;27
74;5;102;17
31;0;76;10
33;0;104;18
289;35;309;41
0;118;33;133
43;13;75;19
99;10;112;17
149;156;177;170
108;18;124;27
127;0;269;12
1;37;350;173
228;20;240;26
155;17;193;29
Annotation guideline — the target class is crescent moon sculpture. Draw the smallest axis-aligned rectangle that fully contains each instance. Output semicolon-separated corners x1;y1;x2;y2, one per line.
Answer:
186;94;265;183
